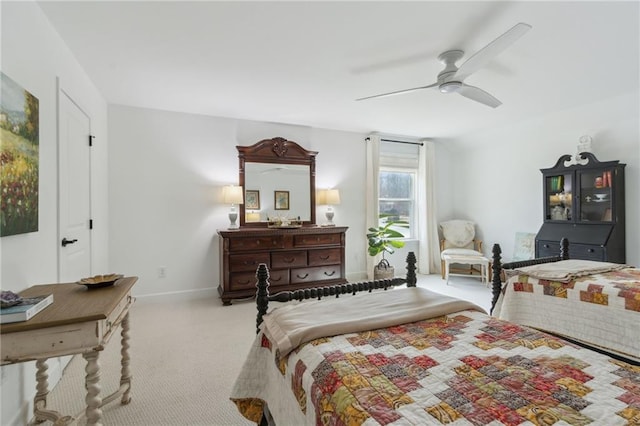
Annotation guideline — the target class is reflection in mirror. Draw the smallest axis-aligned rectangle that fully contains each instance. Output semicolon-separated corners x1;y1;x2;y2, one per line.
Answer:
244;163;311;222
238;137;317;227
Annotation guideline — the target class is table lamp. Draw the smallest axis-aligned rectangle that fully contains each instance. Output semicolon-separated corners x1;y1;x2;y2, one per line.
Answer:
223;185;244;229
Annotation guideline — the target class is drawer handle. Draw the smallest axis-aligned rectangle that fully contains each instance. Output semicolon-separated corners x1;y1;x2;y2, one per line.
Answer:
255;240;261;246
588;248;594;253
320;255;330;260
243;260;257;266
271;276;282;282
323;271;336;277
238;279;251;285
543;244;549;248
283;257;296;263
296;273;309;279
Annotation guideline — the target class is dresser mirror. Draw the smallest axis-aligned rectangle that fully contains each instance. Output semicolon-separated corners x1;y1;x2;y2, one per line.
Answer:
238;137;317;227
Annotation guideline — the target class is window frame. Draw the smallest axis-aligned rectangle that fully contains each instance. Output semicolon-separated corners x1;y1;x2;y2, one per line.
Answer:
378;165;417;240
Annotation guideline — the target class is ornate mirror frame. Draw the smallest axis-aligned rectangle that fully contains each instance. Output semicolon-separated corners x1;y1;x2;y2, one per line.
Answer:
238;137;317;227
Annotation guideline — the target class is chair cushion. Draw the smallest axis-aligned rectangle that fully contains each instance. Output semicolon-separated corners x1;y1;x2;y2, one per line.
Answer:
440;220;475;248
441;248;483;258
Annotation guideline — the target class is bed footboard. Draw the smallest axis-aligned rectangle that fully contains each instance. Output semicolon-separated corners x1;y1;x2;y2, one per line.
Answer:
256;252;417;333
490;238;569;315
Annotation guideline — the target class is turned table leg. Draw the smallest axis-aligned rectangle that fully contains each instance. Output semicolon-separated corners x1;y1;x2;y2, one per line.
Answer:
83;351;103;425
119;312;132;404
33;359;73;424
33;358;50;423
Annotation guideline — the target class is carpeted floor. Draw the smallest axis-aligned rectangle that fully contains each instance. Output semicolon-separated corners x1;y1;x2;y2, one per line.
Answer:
43;273;491;425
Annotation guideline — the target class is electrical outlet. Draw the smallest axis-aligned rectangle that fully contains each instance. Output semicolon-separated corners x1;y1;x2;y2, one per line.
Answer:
158;266;167;278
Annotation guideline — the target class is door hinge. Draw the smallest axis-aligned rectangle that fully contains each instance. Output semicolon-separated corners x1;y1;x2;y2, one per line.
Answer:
89;219;93;230
89;135;95;146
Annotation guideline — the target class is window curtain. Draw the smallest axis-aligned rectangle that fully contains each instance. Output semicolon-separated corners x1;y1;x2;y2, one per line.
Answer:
366;135;440;277
418;140;440;274
365;135;380;279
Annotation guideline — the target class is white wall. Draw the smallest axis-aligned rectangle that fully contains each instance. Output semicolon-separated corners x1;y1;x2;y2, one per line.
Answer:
447;93;640;266
107;106;371;298
1;2;109;425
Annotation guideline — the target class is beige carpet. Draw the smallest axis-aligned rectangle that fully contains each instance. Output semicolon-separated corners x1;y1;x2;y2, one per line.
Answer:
42;274;491;425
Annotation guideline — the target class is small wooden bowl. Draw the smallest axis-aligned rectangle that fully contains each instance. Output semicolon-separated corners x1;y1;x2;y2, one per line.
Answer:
76;274;124;289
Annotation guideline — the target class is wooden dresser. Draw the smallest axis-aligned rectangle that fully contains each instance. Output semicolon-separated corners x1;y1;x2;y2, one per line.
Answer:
218;226;347;305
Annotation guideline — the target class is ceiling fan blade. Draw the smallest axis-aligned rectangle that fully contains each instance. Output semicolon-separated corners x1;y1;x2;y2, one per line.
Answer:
454;22;531;81
356;83;438;101
457;84;502;108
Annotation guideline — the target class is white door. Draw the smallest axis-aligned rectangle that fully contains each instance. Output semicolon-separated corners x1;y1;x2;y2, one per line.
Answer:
58;90;92;282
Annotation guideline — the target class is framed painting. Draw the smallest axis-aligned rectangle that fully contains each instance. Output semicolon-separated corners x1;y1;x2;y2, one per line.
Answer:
1;72;39;237
245;190;260;210
274;190;289;210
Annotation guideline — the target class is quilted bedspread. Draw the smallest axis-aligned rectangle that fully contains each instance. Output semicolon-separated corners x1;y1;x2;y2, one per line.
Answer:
493;267;640;361
231;310;640;425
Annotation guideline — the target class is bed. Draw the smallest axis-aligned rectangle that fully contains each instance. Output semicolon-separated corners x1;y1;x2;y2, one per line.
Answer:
492;238;640;363
231;248;640;425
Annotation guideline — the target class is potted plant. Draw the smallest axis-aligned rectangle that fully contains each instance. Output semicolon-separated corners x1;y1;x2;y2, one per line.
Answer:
367;220;406;279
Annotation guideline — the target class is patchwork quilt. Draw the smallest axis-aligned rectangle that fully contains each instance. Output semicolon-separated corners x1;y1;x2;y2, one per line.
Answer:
493;267;640;361
231;310;640;425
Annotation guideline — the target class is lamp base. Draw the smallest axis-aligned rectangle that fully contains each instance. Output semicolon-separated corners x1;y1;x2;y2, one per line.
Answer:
324;209;335;226
228;211;239;229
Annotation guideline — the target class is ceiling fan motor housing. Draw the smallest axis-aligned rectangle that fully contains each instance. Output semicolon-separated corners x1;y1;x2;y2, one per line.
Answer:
439;81;462;93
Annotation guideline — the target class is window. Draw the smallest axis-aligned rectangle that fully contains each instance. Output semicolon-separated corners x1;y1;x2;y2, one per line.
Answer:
378;140;420;239
379;169;415;238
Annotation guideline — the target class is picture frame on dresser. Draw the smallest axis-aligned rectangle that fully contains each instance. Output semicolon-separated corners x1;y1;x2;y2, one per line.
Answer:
274;190;289;210
245;190;260;210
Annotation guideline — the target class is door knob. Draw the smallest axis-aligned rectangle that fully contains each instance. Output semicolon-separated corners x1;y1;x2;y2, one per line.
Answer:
61;237;78;247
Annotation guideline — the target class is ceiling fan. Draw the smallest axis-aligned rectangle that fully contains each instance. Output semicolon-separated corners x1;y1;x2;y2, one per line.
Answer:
356;23;532;108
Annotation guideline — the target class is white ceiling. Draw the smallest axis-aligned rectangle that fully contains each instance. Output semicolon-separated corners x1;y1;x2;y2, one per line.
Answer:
37;1;639;139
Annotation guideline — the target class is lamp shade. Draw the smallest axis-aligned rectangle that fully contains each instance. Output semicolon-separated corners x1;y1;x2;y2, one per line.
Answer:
316;189;327;205
223;185;244;205
325;189;341;205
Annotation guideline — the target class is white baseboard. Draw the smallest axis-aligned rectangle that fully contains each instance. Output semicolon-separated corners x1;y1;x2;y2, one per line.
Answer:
134;287;217;303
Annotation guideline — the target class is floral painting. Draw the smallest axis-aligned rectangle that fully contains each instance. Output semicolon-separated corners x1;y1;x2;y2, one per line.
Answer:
1;72;39;237
274;190;289;210
245;190;260;210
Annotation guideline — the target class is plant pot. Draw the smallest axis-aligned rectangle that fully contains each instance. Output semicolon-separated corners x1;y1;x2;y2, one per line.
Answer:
373;260;395;280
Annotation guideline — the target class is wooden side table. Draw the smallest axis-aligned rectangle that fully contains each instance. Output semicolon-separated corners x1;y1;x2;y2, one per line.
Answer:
1;277;138;425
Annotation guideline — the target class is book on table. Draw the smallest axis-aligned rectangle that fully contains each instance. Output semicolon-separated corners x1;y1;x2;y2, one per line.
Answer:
0;294;54;324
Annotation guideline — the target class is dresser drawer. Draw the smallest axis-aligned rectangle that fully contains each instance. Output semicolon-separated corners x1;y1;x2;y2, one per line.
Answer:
265;269;290;288
229;253;270;272
230;269;289;291
230;236;284;251
537;240;605;261
569;244;606;261
271;251;307;268
308;248;341;266
229;272;259;291
294;233;341;247
537;240;559;258
290;265;341;284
